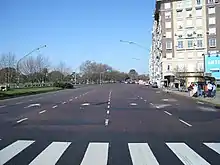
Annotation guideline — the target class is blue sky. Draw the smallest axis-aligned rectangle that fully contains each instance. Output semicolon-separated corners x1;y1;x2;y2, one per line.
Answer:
0;0;155;74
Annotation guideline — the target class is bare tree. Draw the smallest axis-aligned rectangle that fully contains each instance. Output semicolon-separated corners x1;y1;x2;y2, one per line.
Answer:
55;61;71;81
0;53;17;84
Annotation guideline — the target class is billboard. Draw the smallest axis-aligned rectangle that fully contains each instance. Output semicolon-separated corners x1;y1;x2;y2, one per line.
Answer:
204;54;220;80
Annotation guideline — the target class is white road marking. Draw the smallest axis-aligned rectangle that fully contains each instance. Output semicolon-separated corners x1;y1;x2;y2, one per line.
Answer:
62;101;66;104
156;91;160;93
107;105;110;109
154;104;171;109
197;101;205;104
16;118;28;124
150;103;153;105
24;103;41;108
75;97;78;99
164;111;172;116
39;110;46;114
204;143;220;154
0;140;35;165
108;102;110;105
107;110;110;114
144;100;147;102
105;119;109;126
29;99;33;101
29;142;71;165
15;102;23;105
80;143;109;165
198;106;217;112
52;105;58;109
0;105;6;108
69;99;73;101
179;119;192;127
130;103;137;106
81;103;90;106
140;97;143;99
128;143;159;165
167;143;210;165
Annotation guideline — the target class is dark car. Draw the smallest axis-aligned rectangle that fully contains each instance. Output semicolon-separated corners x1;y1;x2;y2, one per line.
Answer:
152;82;158;88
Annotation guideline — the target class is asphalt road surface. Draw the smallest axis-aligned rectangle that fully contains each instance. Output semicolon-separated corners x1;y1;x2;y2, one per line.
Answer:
0;84;220;165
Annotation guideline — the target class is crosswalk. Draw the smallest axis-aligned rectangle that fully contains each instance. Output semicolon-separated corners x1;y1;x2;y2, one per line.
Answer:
0;140;220;165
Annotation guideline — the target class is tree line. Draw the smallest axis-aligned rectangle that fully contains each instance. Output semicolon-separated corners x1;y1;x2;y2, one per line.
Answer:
0;53;149;86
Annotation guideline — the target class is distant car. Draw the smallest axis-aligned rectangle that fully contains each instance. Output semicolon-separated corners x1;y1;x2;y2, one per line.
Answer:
152;82;158;88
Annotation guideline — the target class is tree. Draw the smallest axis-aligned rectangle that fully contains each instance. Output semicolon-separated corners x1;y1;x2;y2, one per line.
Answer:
173;65;188;86
129;69;138;80
0;53;17;84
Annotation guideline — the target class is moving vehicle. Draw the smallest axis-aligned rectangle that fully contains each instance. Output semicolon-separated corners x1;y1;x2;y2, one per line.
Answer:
152;82;158;88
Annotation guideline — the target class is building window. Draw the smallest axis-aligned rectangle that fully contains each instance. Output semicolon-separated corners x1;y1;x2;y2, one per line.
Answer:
177;1;183;9
166;53;172;58
165;12;171;19
209;27;216;35
208;0;214;3
186;19;193;27
177;11;183;18
209;17;216;25
166;41;172;49
167;65;170;71
209;38;216;47
177;41;184;48
196;8;202;17
186;10;193;18
177;20;183;29
208;7;215;14
185;0;192;8
196;0;202;5
164;3;171;9
166;31;172;38
197;40;203;47
165;22;171;28
196;19;202;27
196;29;203;37
188;40;193;48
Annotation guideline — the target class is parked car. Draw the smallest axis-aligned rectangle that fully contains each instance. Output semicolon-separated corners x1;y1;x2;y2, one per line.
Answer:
152;82;158;88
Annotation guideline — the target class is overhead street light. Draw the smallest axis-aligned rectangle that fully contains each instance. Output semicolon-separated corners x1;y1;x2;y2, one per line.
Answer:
120;40;148;50
16;45;47;87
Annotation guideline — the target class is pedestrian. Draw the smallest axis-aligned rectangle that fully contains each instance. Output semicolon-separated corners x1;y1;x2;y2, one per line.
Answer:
207;82;213;97
212;83;216;98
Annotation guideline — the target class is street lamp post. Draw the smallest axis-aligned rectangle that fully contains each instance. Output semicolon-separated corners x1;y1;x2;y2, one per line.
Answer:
120;40;148;50
16;45;47;87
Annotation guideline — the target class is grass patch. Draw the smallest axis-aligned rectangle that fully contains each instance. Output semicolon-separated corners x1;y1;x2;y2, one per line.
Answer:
217;88;220;91
0;87;62;100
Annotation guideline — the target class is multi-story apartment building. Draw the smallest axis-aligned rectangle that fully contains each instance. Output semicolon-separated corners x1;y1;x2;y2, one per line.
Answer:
149;0;220;87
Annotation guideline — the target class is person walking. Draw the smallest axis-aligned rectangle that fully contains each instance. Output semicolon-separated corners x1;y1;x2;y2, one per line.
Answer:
212;83;216;98
207;82;213;97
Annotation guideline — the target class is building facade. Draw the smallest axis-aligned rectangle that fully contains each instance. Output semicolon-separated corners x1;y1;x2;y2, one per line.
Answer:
150;0;220;87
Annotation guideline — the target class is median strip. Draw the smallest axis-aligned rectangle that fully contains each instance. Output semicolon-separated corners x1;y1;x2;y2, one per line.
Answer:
16;118;28;124
179;119;192;127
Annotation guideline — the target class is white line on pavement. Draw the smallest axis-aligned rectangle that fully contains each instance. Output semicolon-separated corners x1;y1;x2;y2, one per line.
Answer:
144;100;147;102
197;101;204;105
107;110;110;114
108;102;110;105
0;105;6;108
105;119;109;126
107;105;110;109
39;110;46;114
150;103;153;105
52;105;58;109
69;99;73;101
15;102;23;105
75;97;78;99
29;99;33;101
16;118;28;124
24;103;41;108
179;119;192;127
62;102;66;104
164;111;172;116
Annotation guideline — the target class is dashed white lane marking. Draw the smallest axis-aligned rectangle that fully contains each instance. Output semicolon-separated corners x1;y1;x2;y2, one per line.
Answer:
69;99;73;101
130;103;137;106
29;142;71;165
107;110;110;114
81;103;90;106
108;102;110;105
62;101;66;104
197;101;204;105
24;103;41;108
52;105;58;109
107;105;110;109
105;119;109;126
164;111;172;116
0;105;6;108
150;103;153;105
16;118;28;124
156;91;160;94
144;100;147;102
75;97;78;99
0;140;35;165
140;97;143;99
15;102;23;105
179;119;192;127
39;110;46;114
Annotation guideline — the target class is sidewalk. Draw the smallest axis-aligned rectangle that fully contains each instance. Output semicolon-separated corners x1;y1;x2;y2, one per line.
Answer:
164;89;220;108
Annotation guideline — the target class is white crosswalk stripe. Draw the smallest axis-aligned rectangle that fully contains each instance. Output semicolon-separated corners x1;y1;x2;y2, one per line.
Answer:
128;143;159;165
0;140;35;165
29;142;71;165
80;143;109;165
0;140;220;164
166;143;211;165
